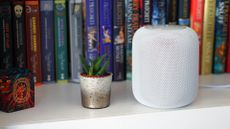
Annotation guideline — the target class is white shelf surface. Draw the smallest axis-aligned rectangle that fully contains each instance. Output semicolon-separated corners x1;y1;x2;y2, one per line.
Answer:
1;74;230;129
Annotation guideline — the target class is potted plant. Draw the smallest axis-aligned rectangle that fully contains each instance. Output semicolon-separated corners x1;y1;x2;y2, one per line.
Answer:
79;54;112;109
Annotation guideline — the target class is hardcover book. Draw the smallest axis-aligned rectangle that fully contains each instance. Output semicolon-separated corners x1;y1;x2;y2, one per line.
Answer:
151;0;166;25
25;0;42;84
54;0;69;83
190;0;204;74
178;0;190;26
132;0;140;32
127;0;140;79
166;0;177;25
85;0;99;61
140;0;151;26
99;0;113;73
40;0;55;82
213;0;229;73
12;0;27;68
82;0;86;57
125;0;133;80
226;4;230;73
201;0;216;74
113;0;125;81
68;0;83;83
0;1;14;69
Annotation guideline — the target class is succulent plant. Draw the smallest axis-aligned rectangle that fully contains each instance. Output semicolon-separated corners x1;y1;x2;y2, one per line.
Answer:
80;54;110;76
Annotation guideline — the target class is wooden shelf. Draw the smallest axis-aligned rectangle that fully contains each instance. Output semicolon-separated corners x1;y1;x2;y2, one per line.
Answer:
1;74;230;129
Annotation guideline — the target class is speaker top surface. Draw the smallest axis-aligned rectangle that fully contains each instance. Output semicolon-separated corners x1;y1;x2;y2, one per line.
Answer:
143;25;187;31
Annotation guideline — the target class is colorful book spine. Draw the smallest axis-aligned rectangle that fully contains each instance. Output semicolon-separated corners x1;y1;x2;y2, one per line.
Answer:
99;0;113;72
82;0;86;57
125;0;140;80
12;0;27;68
125;0;133;80
166;0;177;25
85;0;99;61
140;0;151;26
213;0;229;73
113;0;125;81
125;0;137;80
68;0;83;83
201;0;216;74
132;0;140;32
40;0;55;82
151;0;166;25
54;0;69;83
130;0;140;79
0;1;14;69
226;4;230;73
25;0;42;84
190;0;204;74
178;0;190;26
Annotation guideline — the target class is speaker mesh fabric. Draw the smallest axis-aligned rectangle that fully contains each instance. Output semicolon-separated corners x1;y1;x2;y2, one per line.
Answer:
132;25;199;108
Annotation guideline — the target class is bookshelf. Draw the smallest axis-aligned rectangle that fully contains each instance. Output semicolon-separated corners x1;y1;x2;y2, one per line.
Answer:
1;74;230;129
0;0;230;129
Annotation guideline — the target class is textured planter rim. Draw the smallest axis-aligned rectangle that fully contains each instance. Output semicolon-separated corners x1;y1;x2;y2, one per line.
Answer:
80;73;112;78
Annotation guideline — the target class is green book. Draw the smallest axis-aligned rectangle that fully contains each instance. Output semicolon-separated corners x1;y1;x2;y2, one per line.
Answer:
54;0;68;83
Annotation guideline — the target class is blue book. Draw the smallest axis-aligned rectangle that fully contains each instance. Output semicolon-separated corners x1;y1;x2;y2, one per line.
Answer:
68;0;83;83
40;0;55;82
213;0;229;73
177;0;190;26
85;0;99;61
151;0;166;25
99;0;113;72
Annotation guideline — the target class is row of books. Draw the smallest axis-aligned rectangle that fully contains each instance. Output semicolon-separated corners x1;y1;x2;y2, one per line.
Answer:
0;0;230;86
125;0;230;76
0;0;128;85
190;0;230;75
0;0;81;85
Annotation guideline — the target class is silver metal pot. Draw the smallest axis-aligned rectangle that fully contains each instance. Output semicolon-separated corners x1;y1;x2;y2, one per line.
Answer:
80;73;112;109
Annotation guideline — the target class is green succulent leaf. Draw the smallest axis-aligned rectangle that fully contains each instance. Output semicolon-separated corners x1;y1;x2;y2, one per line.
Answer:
94;54;107;73
80;55;89;74
79;54;110;76
95;60;110;76
89;65;94;76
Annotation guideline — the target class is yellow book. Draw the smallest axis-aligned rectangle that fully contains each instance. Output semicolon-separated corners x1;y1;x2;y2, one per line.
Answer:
201;0;216;74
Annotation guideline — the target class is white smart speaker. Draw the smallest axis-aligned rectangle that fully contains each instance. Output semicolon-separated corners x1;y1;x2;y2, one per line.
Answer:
132;25;199;109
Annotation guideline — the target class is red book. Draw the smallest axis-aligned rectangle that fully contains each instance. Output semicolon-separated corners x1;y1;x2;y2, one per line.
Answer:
226;4;230;72
190;0;204;74
139;0;144;26
25;0;42;85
